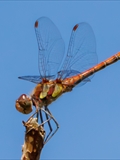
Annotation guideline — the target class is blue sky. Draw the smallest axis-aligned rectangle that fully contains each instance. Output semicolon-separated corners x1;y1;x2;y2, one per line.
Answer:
0;1;120;159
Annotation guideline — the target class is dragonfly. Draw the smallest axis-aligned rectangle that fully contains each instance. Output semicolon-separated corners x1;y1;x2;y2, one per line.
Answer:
16;17;120;144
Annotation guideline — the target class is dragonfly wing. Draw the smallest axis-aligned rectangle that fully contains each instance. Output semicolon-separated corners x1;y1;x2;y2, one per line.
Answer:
35;17;65;78
18;76;43;84
18;75;56;84
61;22;97;81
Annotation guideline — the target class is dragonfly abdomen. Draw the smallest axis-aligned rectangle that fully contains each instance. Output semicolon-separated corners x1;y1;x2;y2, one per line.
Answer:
94;52;120;71
62;52;120;85
82;52;120;79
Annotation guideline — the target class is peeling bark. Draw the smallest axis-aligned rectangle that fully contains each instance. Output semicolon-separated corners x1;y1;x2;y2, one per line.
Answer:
21;117;45;160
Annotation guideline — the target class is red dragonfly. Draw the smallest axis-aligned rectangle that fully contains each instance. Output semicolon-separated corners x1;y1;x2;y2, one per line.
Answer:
16;17;120;144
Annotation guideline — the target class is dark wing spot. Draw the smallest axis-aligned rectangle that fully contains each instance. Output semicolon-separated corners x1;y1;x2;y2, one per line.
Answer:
73;24;78;31
35;21;38;28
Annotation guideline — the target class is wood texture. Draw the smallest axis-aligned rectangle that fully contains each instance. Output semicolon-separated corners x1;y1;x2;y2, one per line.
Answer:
21;117;45;160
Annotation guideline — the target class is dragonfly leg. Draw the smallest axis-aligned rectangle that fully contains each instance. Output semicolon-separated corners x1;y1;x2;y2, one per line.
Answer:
44;109;53;143
39;115;51;127
39;109;44;127
36;111;39;122
26;108;39;123
41;107;59;144
32;97;42;122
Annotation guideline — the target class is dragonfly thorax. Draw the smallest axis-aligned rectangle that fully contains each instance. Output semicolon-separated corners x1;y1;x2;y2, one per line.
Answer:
31;80;64;107
31;79;73;108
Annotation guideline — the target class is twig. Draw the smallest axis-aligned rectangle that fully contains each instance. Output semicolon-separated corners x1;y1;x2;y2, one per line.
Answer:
21;117;45;160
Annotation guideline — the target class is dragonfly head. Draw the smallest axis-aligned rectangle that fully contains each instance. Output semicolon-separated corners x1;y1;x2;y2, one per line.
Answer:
15;94;33;114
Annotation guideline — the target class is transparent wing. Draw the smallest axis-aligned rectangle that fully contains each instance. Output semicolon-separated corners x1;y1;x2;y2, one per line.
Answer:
58;70;90;87
18;75;56;84
35;17;65;78
60;22;97;80
58;70;85;79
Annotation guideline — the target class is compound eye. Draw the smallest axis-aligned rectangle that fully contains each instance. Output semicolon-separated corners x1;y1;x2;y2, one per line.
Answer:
15;94;33;114
18;94;27;100
22;94;26;99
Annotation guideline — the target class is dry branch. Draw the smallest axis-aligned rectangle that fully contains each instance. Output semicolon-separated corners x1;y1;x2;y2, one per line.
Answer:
21;117;45;160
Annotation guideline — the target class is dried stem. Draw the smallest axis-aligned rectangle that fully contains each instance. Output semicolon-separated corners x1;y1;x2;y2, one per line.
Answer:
21;117;45;160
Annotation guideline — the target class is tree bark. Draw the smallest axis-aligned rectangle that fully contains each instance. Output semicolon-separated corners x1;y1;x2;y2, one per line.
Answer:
21;117;45;160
